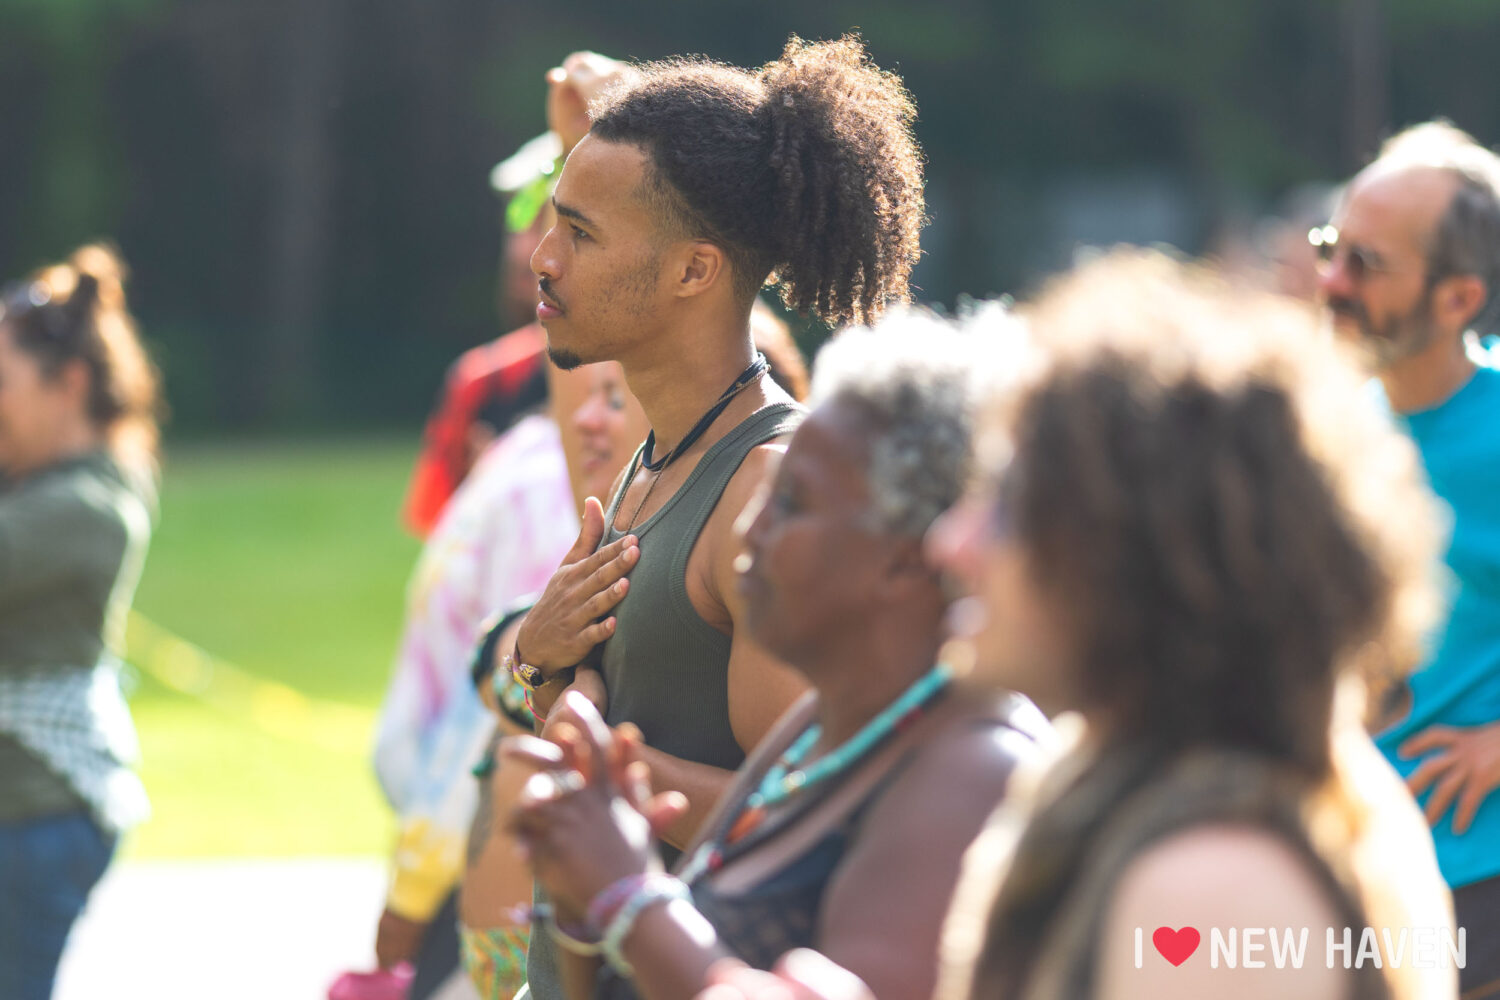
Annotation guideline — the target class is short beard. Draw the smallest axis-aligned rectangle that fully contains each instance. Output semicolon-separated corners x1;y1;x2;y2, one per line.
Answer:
542;248;664;374
547;345;584;371
1368;287;1438;369
1329;287;1439;370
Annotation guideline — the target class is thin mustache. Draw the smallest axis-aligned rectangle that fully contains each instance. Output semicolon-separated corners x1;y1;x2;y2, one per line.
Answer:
538;279;564;310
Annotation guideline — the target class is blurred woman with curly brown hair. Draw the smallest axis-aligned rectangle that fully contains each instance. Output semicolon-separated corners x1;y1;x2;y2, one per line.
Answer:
926;251;1456;1000
0;244;161;999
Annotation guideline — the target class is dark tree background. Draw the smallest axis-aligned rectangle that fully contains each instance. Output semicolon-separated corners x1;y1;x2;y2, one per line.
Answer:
2;0;1497;431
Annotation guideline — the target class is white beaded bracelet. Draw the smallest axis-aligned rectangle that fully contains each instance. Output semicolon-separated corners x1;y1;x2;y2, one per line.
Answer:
547;912;604;957
600;876;693;977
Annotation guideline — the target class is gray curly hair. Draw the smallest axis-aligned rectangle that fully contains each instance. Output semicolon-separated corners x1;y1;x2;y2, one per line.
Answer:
809;306;1022;536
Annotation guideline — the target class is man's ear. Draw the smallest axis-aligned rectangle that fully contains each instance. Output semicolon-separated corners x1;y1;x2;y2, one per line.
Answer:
672;240;728;301
1435;273;1488;331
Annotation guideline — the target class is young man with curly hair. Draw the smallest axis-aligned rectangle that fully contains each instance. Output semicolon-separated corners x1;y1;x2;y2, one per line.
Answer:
492;35;925;1000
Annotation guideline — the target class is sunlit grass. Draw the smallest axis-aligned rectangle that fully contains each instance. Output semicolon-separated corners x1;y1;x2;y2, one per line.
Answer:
122;437;423;858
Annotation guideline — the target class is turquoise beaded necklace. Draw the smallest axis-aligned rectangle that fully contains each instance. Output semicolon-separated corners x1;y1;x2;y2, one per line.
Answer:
752;660;953;807
691;661;954;868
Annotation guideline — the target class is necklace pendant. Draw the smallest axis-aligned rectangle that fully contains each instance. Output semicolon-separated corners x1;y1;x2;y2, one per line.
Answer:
727;804;766;844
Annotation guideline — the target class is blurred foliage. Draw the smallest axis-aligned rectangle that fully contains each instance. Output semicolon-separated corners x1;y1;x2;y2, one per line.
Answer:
2;0;1499;430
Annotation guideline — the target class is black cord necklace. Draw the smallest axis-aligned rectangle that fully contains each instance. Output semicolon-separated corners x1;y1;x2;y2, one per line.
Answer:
640;354;768;472
622;353;768;533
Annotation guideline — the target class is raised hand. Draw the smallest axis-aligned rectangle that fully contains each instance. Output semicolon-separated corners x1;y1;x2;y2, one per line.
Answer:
504;693;686;913
546;52;642;156
510;497;638;679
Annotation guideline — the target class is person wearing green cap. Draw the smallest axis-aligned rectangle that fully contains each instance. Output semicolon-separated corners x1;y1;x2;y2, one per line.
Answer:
351;56;640;1000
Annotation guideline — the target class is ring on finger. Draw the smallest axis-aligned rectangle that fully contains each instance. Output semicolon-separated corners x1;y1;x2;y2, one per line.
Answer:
550;769;587;797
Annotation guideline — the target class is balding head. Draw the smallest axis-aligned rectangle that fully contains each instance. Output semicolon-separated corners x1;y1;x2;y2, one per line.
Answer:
1358;121;1500;335
1317;122;1500;378
1343;163;1459;262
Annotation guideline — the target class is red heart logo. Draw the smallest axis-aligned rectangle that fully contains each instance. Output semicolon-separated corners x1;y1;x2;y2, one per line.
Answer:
1152;926;1201;967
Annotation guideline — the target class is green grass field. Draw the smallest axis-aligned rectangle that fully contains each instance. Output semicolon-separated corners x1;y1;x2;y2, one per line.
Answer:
122;437;424;858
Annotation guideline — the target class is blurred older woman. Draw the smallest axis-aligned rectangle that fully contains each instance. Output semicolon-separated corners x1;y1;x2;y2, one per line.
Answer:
501;315;1044;1000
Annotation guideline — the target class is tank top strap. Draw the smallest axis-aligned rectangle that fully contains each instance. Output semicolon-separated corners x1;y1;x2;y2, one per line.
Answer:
1016;750;1385;1000
686;708;1020;974
602;402;804;548
595;401;806;800
661;401;804;570
602;441;647;537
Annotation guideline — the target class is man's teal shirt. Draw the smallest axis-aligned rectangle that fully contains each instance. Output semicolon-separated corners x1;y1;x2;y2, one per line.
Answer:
1376;357;1500;888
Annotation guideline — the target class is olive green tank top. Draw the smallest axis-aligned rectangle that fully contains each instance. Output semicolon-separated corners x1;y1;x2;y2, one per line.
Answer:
524;403;803;1000
599;402;804;778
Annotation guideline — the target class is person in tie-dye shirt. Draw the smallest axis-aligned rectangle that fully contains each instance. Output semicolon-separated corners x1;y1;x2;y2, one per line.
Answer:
371;399;581;997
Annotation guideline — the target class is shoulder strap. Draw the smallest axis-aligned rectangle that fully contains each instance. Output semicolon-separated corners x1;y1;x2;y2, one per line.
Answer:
675;692;822;874
665;402;804;570
601;443;646;541
1018;752;1375;1000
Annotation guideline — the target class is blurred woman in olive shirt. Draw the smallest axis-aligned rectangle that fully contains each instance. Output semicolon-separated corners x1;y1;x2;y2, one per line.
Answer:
0;244;162;1000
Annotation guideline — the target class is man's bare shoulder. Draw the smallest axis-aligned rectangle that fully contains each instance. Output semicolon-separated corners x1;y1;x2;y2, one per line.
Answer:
740;434;793;469
705;436;790;555
720;435;792;503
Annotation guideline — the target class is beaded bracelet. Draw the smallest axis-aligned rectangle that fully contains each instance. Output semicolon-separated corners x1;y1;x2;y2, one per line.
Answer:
474;602;540;731
546;912;604;957
503;646;547;693
601;875;693;978
470;602;535;691
586;873;656;933
492;659;535;728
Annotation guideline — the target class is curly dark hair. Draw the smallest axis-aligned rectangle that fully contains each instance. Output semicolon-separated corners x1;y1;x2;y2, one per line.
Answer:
588;34;925;327
0;243;163;470
999;250;1439;775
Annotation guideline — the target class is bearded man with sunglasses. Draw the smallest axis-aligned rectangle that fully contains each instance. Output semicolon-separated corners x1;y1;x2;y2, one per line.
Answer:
1316;120;1500;998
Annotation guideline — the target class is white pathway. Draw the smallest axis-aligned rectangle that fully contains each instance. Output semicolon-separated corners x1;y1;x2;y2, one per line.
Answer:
56;857;388;1000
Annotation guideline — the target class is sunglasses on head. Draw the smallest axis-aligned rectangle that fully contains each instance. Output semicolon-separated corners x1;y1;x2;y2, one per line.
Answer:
1307;225;1400;283
0;281;84;345
0;281;51;320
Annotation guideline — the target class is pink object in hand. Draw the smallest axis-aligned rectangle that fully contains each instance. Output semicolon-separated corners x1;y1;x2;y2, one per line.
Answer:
327;964;414;1000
